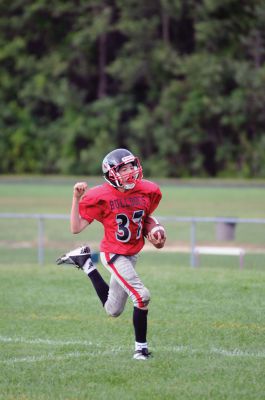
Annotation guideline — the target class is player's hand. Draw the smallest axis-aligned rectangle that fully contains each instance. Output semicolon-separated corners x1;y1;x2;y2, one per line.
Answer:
73;182;88;199
147;231;166;248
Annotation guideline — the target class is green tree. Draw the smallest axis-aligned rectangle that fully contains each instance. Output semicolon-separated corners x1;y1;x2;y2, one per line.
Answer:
0;0;264;177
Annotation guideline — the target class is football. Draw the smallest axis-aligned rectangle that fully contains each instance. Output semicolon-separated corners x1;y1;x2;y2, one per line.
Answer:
143;216;166;249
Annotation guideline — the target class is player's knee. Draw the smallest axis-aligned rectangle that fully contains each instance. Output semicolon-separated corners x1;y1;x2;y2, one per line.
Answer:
142;287;151;306
134;287;151;308
107;309;122;318
104;302;124;318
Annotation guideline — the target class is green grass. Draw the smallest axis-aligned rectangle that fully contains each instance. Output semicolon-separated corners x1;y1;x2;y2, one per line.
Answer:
1;252;265;400
1;178;265;217
0;178;265;398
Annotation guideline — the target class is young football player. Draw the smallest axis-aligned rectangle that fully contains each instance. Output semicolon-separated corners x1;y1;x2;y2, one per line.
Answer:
57;148;166;360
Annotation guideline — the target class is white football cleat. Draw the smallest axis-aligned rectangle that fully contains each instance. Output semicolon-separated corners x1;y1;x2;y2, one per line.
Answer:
133;348;152;360
56;245;96;274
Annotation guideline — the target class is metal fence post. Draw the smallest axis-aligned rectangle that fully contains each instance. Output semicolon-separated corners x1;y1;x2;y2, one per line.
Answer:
190;219;196;267
38;216;45;266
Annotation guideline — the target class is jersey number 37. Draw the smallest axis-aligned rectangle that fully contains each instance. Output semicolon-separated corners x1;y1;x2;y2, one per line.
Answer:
116;210;144;242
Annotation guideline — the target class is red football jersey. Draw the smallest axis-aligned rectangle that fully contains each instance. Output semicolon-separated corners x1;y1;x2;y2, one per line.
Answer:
79;179;162;255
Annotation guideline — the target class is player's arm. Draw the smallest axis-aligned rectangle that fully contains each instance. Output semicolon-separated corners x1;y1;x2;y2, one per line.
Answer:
147;185;166;247
71;182;89;234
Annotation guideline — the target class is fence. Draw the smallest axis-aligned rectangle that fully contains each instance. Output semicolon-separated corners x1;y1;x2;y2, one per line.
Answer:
1;213;265;267
159;216;265;267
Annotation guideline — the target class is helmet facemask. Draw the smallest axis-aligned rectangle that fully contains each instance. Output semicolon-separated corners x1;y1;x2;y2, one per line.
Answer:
103;156;143;189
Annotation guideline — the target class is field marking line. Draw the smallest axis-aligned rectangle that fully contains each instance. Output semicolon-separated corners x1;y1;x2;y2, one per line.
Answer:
0;349;125;364
1;336;265;363
165;345;265;358
0;335;99;347
211;347;265;358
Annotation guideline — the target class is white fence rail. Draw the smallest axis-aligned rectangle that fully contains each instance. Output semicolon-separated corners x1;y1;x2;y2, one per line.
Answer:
1;213;265;267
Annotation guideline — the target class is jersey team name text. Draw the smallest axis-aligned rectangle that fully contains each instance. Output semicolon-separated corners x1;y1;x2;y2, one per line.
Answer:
109;196;146;211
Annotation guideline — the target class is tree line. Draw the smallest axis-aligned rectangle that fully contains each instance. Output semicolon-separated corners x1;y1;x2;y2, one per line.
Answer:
0;0;265;177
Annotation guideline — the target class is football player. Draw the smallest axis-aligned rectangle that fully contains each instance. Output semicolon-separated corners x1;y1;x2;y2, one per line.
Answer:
57;148;166;360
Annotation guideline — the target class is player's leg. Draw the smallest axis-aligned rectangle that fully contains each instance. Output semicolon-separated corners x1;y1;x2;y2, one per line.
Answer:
132;307;150;360
86;269;109;306
100;253;150;308
56;246;109;306
100;252;151;360
104;273;128;317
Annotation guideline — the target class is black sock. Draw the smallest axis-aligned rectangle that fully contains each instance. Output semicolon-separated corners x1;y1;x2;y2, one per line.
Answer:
133;307;148;343
87;269;109;306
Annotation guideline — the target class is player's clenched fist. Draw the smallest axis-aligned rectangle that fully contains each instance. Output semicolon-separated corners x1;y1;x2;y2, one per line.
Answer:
73;182;88;199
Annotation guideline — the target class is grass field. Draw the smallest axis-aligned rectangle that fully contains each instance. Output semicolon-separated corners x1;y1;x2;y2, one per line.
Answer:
1;253;265;400
0;178;265;399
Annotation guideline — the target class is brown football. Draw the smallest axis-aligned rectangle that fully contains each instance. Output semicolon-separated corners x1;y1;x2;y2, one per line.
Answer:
143;216;166;249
